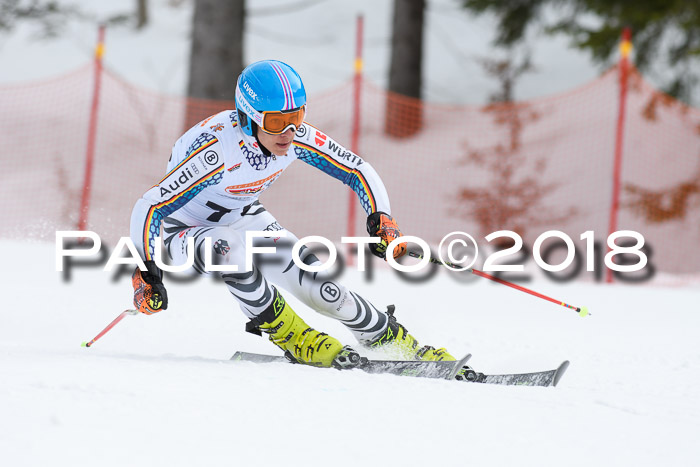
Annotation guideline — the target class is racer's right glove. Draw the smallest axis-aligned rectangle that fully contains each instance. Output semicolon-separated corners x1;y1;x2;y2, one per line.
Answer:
132;260;168;315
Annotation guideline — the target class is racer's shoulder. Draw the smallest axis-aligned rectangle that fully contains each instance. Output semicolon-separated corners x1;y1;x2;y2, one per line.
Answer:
196;110;240;139
176;110;241;153
293;121;364;167
293;121;337;152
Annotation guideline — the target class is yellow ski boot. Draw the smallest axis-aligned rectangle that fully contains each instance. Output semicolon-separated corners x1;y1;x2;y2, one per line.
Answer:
365;305;456;362
250;288;350;368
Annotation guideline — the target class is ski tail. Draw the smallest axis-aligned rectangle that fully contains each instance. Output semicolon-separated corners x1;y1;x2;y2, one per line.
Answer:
448;353;473;380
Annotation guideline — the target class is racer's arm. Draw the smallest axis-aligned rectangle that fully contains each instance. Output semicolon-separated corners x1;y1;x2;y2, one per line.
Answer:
130;134;225;261
293;126;405;259
129;134;225;314
293;126;390;216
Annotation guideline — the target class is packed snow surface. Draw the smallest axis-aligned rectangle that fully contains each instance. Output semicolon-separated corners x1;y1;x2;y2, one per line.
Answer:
1;240;699;466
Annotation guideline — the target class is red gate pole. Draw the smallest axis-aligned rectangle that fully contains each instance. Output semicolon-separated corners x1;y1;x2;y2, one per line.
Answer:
606;27;632;283
78;24;106;232
347;15;364;266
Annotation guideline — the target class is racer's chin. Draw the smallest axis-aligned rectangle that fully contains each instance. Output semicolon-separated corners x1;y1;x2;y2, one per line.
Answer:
272;140;292;156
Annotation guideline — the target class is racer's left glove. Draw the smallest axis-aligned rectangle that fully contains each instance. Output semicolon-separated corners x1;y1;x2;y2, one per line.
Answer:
366;211;407;260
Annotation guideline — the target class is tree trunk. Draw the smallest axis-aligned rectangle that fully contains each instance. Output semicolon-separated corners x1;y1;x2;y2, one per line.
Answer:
136;0;148;29
385;0;425;138
184;0;244;130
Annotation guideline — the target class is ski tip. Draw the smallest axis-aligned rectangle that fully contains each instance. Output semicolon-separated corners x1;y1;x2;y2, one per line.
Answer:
81;341;89;348
578;306;590;317
552;360;570;387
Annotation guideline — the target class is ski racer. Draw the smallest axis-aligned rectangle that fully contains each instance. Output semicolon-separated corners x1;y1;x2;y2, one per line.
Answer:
130;59;468;372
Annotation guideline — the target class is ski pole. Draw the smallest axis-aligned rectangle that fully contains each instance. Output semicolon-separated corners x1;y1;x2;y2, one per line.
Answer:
81;309;139;347
408;251;590;317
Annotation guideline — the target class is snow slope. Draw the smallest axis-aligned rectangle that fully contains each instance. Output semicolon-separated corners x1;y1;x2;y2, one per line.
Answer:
1;239;699;466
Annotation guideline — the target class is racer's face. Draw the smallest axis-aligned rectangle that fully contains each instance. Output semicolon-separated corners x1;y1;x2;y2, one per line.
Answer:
257;127;294;156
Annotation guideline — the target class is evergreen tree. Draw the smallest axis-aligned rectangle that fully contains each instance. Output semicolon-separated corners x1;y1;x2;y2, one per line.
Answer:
462;0;700;103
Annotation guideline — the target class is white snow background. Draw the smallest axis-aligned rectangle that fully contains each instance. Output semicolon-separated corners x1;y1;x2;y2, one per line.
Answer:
1;1;699;466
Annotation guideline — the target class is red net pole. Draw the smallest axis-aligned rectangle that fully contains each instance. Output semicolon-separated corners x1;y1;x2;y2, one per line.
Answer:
347;15;364;265
606;27;632;283
77;25;106;232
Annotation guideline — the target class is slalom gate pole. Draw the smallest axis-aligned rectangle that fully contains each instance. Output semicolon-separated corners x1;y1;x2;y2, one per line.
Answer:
407;252;590;317
77;24;106;233
606;27;632;284
346;14;364;266
81;309;138;347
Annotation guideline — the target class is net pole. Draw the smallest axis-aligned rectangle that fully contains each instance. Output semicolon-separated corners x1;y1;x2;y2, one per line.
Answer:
77;24;106;232
606;27;632;283
347;15;364;266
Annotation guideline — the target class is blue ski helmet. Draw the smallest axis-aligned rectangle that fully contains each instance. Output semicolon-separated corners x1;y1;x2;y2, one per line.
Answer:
235;60;307;136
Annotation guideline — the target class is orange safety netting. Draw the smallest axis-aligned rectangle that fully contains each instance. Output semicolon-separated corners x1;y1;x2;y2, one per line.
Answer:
1;64;699;276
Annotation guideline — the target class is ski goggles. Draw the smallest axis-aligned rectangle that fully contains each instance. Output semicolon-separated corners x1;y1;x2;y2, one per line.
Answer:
259;105;306;135
236;86;306;134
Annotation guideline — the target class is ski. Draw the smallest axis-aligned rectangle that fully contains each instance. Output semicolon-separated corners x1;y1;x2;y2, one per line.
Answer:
480;360;570;387
231;351;472;380
230;351;570;386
